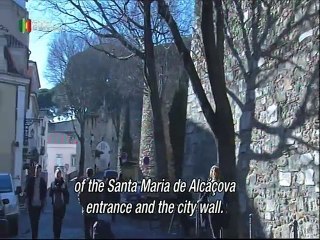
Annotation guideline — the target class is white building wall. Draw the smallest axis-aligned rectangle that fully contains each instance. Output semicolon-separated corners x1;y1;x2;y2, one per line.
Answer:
14;85;26;189
39;116;49;171
46;143;77;188
0;0;29;47
25;98;39;151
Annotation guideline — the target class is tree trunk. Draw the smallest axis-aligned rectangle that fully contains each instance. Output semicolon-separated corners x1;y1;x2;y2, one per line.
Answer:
157;0;219;135
112;102;122;141
201;1;239;237
122;101;133;160
143;0;168;181
158;0;239;236
168;82;188;180
78;121;86;177
143;0;170;231
215;129;239;239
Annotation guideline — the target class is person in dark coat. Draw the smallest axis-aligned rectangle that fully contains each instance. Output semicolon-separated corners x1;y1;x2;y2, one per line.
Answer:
198;165;229;239
24;164;47;239
104;176;121;222
49;168;69;239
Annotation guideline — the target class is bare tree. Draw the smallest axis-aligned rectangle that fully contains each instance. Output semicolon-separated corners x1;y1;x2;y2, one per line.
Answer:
223;0;319;237
47;32;145;177
158;0;318;238
88;42;144;140
51;48;109;177
46;32;93;177
45;32;88;84
39;0;191;180
157;0;238;237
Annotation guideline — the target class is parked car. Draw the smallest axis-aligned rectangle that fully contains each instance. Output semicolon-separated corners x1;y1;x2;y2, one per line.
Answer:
0;173;21;236
0;196;10;235
103;170;118;180
122;181;146;204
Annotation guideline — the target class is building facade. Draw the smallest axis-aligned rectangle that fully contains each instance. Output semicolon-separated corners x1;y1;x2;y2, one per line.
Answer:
0;0;31;189
139;43;189;180
47;121;79;187
83;112;118;173
46;134;78;188
38;110;49;171
22;61;42;186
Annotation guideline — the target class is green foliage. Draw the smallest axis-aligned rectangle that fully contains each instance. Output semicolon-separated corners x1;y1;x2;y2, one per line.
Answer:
50;50;109;123
168;80;188;179
37;88;56;109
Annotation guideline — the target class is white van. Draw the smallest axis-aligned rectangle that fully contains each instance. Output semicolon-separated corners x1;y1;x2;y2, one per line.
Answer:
0;173;20;236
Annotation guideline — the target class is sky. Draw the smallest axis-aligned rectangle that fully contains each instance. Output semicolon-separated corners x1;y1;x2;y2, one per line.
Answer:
24;0;193;90
26;1;54;89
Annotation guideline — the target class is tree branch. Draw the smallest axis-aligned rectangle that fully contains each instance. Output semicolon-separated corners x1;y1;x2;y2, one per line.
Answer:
223;8;248;76
68;0;145;59
157;0;219;134
227;88;244;111
80;36;135;60
233;0;252;63
261;4;317;55
71;118;81;140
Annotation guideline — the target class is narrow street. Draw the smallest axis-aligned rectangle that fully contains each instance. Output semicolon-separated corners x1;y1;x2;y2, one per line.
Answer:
11;181;181;239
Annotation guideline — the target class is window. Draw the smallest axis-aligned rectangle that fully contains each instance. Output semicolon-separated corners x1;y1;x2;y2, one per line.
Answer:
56;154;63;166
71;155;77;167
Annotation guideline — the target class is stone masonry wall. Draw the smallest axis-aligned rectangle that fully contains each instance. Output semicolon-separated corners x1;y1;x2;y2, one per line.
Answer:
84;114;118;172
184;0;319;238
139;43;189;180
139;89;157;178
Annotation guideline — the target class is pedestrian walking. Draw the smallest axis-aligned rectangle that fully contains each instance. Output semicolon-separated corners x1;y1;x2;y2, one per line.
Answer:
78;168;100;239
198;165;230;239
24;164;47;239
104;176;121;222
49;168;69;239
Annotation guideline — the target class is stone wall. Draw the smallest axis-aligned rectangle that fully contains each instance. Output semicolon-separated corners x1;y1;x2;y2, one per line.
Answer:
139;89;157;178
118;98;143;162
184;0;319;238
116;98;143;180
83;113;118;171
139;43;189;180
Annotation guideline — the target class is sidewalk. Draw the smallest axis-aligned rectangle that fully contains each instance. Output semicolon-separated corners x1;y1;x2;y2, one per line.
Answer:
16;205;83;239
13;180;183;239
99;214;182;239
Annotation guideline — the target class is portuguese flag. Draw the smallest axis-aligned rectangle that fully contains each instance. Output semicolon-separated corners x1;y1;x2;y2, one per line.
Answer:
19;18;32;33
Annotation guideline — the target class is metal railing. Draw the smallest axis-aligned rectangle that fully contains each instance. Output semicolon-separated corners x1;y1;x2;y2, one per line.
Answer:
249;213;253;239
293;220;298;239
